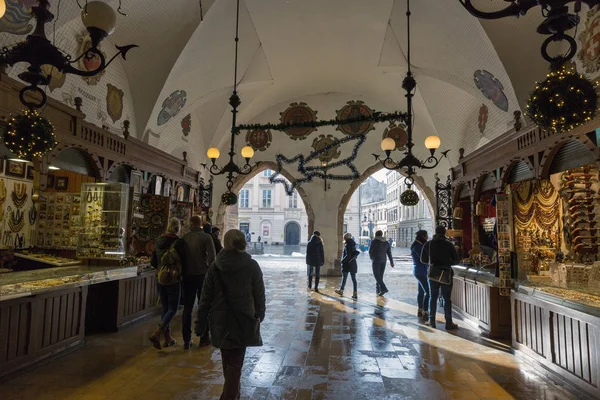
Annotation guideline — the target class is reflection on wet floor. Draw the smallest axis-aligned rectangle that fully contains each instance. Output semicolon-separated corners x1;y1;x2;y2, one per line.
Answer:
0;254;587;399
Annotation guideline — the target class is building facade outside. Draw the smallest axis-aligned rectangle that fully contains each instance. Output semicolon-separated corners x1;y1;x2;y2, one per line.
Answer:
386;171;400;244
361;200;387;239
396;181;433;247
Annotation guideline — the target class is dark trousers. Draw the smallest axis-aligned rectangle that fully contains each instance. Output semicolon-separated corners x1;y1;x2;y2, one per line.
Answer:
428;280;453;324
307;265;320;288
182;274;208;343
158;282;180;328
220;347;246;400
372;262;387;293
414;273;429;312
340;271;357;291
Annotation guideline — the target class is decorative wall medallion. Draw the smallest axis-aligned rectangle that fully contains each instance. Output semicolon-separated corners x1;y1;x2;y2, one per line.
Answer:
578;7;600;73
336;100;375;136
40;64;65;92
382;123;407;150
106;84;124;123
478;104;488;134
157;90;187;126
181;114;191;139
0;1;36;35
311;134;341;163
474;70;508;112
77;31;106;85
279;102;317;140
246;129;272;151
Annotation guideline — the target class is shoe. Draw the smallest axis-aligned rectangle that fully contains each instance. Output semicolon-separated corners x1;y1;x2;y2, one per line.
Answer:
426;320;436;329
308;279;312;289
149;325;163;350
163;327;176;347
420;311;429;322
352;291;358;300
314;288;319;293
445;322;459;331
184;341;193;350
379;289;388;296
335;289;343;296
198;339;211;347
417;309;424;319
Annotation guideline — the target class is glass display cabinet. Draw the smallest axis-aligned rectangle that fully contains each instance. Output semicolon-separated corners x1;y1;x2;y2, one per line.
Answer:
77;183;129;259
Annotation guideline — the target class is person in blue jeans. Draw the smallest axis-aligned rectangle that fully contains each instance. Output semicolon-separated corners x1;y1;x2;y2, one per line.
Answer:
410;230;429;322
369;230;394;296
335;233;359;299
420;225;459;330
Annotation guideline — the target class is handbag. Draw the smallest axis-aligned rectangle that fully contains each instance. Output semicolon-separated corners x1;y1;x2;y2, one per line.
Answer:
425;241;453;285
215;269;262;347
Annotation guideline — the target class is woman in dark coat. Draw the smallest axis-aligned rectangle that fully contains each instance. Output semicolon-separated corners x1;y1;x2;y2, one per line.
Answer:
410;230;429;322
306;231;325;292
195;229;266;400
335;233;359;299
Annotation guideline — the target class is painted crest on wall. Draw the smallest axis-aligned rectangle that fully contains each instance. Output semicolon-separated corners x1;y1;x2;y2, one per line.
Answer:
246;129;272;151
157;90;187;126
478;104;488;134
279;102;318;140
106;84;124;123
77;31;106;85
382;123;407;150
181;114;191;140
336;100;375;136
578;6;600;73
474;70;508;112
40;64;65;92
0;1;36;35
311;134;341;163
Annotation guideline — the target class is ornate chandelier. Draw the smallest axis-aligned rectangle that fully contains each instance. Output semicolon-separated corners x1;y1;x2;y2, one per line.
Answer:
373;0;448;204
204;0;257;206
0;0;137;109
459;1;598;67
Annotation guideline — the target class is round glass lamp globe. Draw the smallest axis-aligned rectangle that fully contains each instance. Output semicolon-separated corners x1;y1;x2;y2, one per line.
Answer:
81;1;117;35
424;135;441;150
0;1;6;19
207;147;220;160
241;146;254;159
381;137;396;151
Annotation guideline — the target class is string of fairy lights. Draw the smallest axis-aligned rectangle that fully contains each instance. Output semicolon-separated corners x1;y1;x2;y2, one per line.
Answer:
4;109;57;160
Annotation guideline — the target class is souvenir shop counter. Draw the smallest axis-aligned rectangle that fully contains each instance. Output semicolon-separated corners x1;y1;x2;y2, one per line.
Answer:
0;265;159;378
451;264;512;339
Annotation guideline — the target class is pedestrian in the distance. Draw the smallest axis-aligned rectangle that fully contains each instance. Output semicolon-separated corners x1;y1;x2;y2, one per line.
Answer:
306;230;324;292
369;230;394;296
335;233;359;299
411;230;429;322
212;226;223;254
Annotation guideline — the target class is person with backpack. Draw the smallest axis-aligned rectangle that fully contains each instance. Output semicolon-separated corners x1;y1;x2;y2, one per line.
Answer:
306;230;324;292
420;225;459;330
411;230;429;322
194;229;265;400
369;230;394;296
149;218;188;349
335;233;360;299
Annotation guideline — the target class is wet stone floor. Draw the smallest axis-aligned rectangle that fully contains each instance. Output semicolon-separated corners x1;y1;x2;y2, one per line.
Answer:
0;251;588;399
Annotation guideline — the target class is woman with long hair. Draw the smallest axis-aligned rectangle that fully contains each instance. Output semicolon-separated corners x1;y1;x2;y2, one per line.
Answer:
411;230;429;322
335;233;359;299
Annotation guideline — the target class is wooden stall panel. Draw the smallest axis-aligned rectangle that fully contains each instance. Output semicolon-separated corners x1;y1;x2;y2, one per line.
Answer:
37;289;85;351
0;300;32;364
465;282;490;325
452;278;466;311
514;298;545;357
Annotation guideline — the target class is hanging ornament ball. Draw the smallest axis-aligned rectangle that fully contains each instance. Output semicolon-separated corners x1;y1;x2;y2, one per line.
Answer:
221;191;238;206
525;65;597;133
4;109;57;160
400;189;419;206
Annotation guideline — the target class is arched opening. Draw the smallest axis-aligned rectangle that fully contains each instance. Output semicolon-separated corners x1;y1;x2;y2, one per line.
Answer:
108;164;133;184
284;221;301;245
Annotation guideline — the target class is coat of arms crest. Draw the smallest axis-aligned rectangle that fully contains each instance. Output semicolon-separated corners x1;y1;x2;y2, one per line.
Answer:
181;114;191;138
158;90;187;126
77;31;106;85
578;6;600;74
106;84;124;123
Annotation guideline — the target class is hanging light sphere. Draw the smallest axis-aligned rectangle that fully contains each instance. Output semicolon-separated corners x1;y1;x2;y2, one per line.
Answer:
207;147;220;160
381;137;396;151
221;191;238;206
424;135;441;150
0;1;6;19
241;145;254;159
81;1;117;37
400;189;419;206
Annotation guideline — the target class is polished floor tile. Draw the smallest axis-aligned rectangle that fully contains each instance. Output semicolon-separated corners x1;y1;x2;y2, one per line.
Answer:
0;252;588;399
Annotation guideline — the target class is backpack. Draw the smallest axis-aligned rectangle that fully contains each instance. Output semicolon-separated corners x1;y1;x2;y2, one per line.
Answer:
157;241;182;285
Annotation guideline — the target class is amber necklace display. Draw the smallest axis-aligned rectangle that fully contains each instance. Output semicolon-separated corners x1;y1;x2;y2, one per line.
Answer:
7;206;25;233
11;183;27;209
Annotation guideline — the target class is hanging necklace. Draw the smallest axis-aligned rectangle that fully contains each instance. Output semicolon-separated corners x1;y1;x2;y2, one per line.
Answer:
11;183;27;209
0;179;6;204
86;190;93;203
93;189;99;202
29;205;37;225
7;206;24;233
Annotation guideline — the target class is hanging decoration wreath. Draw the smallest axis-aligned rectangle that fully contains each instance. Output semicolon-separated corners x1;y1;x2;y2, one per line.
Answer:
400;189;420;206
4;109;57;160
221;191;238;206
525;65;598;133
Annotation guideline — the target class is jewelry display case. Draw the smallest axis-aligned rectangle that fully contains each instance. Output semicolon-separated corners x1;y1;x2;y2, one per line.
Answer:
36;192;81;249
77;183;130;259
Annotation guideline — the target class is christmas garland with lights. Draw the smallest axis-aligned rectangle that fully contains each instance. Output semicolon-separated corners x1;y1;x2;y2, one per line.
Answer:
526;66;598;133
270;134;366;195
400;189;419;206
233;111;408;135
4;109;57;160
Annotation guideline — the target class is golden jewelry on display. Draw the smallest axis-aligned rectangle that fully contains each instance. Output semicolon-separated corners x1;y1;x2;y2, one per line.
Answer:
7;206;25;233
11;183;28;209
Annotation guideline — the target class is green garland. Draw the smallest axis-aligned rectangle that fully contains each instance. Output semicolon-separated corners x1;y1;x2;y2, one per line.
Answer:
233;111;407;135
221;191;238;206
400;189;419;206
4;109;57;160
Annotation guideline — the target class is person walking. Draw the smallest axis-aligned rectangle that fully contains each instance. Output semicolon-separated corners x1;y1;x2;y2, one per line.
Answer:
149;218;188;349
306;230;325;292
369;230;394;296
212;226;224;254
195;229;266;400
181;216;216;349
411;230;429;322
420;225;459;330
335;233;359;299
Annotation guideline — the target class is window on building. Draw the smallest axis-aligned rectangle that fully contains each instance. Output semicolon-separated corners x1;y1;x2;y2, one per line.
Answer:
263;170;272;177
288;190;298;208
344;223;348;233
239;189;250;208
261;190;272;208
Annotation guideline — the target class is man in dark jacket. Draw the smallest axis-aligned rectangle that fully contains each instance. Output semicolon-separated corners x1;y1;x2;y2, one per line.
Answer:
369;230;394;296
335;233;359;299
420;225;459;330
212;227;224;254
306;231;325;292
181;216;216;349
